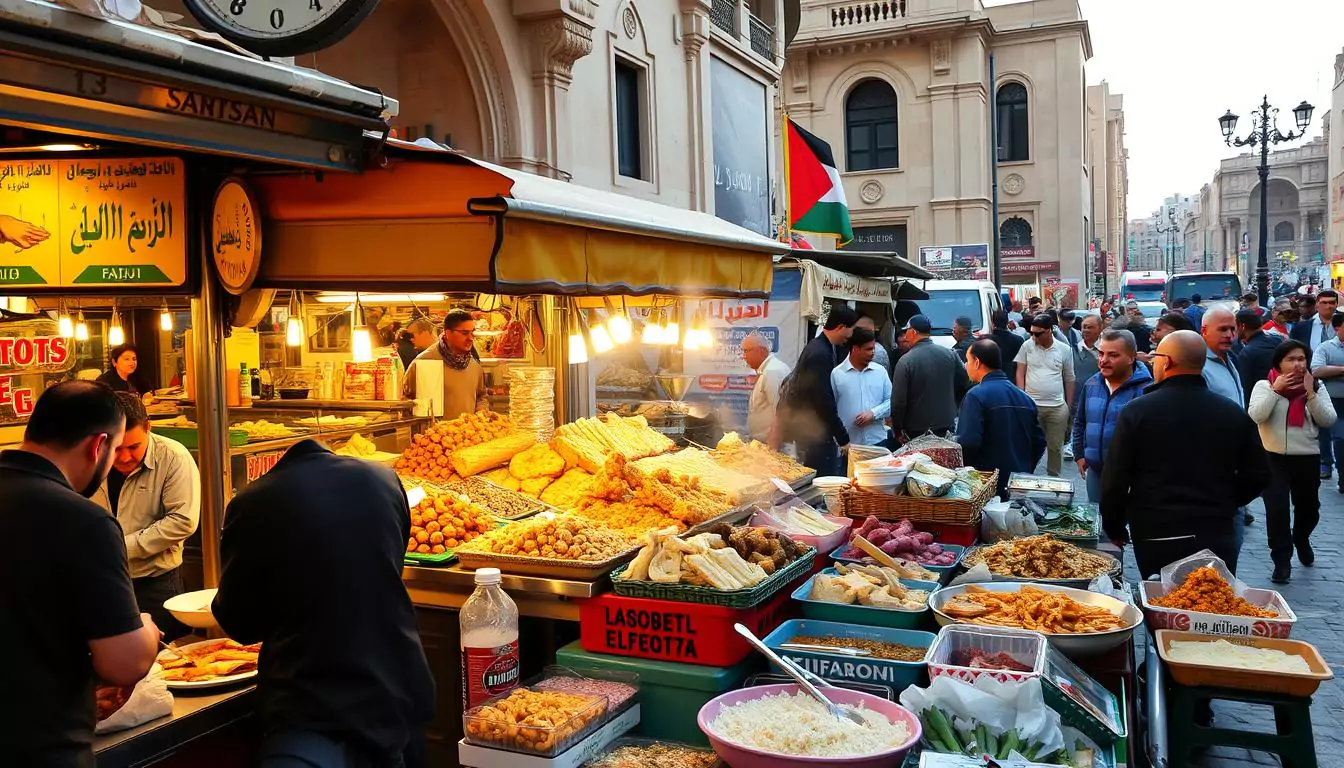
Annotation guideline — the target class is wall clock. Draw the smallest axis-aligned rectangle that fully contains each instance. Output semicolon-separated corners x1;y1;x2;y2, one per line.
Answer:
181;0;380;57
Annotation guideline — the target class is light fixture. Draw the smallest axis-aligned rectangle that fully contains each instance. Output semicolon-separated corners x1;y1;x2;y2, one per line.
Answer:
57;301;74;339
1217;109;1238;140
682;310;712;351
107;305;125;347
588;310;615;354
604;297;632;345
567;304;589;364
664;311;681;347
351;292;373;363
159;300;173;332
641;307;665;345
314;292;444;304
0;142;98;154
1293;100;1314;132
74;304;89;341
286;290;304;347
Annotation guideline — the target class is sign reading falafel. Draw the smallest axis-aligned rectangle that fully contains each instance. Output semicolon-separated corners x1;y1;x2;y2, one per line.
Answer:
0;158;186;288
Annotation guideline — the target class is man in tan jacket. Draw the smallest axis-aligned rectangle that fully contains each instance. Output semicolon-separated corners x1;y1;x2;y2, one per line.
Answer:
403;309;489;419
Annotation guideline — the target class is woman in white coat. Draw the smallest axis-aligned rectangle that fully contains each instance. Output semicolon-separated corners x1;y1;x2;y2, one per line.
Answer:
1248;339;1337;584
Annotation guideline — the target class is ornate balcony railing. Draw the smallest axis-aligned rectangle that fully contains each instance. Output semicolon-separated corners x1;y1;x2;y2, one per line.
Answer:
748;13;774;61
830;0;906;28
710;0;738;35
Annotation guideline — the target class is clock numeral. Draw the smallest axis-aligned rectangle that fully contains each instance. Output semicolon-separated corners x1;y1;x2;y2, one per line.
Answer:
309;0;322;9
228;0;245;14
269;7;284;27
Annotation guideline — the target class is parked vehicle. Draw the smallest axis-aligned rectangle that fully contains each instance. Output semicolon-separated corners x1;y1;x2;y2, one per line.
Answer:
1120;270;1168;302
1166;271;1242;307
904;279;1003;348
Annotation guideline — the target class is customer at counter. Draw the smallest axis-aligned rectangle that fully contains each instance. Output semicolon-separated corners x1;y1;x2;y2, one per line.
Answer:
97;344;149;400
403;308;489;419
1;381;160;767
955;339;1045;497
398;317;437;371
214;438;434;767
93;393;201;642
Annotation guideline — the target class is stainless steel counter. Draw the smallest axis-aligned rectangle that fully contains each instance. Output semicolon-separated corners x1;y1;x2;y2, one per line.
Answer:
403;564;602;621
95;685;255;767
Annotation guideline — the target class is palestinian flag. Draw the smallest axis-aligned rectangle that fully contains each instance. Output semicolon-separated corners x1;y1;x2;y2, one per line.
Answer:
785;117;853;245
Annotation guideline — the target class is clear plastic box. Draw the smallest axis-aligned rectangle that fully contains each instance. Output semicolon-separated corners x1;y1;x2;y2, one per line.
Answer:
926;625;1047;684
581;737;722;767
464;666;640;757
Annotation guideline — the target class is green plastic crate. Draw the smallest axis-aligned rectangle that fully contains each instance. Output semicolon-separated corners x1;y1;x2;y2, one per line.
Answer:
608;546;815;608
555;640;763;747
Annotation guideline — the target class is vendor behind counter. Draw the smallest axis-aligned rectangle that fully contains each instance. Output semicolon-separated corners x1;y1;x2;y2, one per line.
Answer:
403;309;488;419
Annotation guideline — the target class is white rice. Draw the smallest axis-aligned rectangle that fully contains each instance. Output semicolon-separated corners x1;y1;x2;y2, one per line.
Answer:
708;690;912;757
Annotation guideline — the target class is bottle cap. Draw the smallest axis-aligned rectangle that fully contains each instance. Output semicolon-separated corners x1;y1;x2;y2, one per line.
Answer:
474;567;502;586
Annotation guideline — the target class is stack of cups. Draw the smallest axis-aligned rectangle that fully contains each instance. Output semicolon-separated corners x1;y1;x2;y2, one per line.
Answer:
508;366;556;442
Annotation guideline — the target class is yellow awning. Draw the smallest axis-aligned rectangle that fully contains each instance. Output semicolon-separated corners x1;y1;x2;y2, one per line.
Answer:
252;141;785;297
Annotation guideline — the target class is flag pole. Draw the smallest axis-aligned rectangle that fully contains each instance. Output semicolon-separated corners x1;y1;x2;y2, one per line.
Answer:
781;111;791;244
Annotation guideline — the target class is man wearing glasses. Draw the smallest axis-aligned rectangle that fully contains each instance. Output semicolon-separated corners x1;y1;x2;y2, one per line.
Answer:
403;309;490;420
1014;314;1075;477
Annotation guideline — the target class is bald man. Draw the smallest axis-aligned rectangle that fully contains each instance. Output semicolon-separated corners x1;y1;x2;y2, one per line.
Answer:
1200;307;1244;406
1100;331;1271;580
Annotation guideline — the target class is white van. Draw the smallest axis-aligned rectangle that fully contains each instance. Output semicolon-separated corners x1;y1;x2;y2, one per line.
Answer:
902;279;1003;348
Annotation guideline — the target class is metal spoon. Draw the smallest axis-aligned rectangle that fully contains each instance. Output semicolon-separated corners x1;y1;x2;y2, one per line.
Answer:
732;623;867;727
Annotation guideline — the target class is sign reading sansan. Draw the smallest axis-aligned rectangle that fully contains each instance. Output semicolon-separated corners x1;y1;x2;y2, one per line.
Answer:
211;178;262;295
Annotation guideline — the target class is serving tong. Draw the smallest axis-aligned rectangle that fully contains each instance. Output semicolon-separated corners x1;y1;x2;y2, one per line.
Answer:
733;623;866;727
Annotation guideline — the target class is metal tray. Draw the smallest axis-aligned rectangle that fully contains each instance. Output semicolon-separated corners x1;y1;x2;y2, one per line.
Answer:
446;476;551;520
790;470;817;491
929;582;1143;657
960;544;1121;588
455;543;641;580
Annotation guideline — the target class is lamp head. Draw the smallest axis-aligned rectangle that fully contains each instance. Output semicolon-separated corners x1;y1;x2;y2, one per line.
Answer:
1293;101;1313;133
1218;110;1238;140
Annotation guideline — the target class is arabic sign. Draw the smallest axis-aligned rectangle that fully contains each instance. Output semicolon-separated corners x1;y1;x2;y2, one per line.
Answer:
212;178;263;295
0;158;185;288
974;261;1060;278
798;261;890;320
1001;246;1036;261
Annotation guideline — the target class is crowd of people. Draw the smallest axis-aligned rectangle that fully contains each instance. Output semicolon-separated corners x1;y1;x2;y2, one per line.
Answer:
748;291;1339;588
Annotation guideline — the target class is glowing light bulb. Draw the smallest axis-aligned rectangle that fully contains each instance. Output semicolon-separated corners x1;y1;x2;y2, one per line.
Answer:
351;326;374;363
664;320;680;345
568;330;589;364
160;306;173;332
589;323;614;354
58;313;74;339
286;315;303;347
108;323;125;347
75;312;89;341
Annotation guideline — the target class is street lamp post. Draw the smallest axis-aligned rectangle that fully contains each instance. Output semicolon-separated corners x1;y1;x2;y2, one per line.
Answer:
1220;96;1314;307
1154;207;1179;277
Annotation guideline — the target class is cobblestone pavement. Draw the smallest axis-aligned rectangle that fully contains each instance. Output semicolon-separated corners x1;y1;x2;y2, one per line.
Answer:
1055;462;1343;767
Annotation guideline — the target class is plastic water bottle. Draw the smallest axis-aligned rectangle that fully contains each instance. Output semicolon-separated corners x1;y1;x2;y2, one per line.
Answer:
459;568;520;709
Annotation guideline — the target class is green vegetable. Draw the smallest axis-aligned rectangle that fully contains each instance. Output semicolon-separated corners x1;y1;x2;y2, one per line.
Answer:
1023;741;1042;760
956;727;975;754
927;707;961;753
919;710;952;753
984;728;999;758
998;730;1021;759
974;724;988;755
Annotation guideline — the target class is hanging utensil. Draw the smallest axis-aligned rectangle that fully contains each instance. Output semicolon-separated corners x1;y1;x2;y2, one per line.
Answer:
733;623;867;726
529;299;547;353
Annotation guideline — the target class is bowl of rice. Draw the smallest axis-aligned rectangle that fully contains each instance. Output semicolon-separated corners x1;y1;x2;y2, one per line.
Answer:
696;684;921;768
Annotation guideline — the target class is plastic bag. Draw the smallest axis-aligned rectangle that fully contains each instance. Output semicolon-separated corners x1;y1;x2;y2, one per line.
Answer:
981;501;1040;543
899;675;1064;759
95;665;173;734
895;433;964;469
949;560;996;587
1159;549;1247;596
1088;573;1134;606
907;469;953;498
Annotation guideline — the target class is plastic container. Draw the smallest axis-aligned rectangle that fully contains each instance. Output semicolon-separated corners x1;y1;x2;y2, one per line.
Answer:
1155;630;1334;697
926;625;1047;684
812;476;850;513
576;589;796;667
461;567;521;709
1138;580;1297;638
556;641;762;747
582;737;723;768
790;570;938;629
608;546;815;609
464;667;638;758
697;684;922;768
829;543;967;582
458;703;640;768
748;508;853;557
1041;646;1126;746
762;618;935;690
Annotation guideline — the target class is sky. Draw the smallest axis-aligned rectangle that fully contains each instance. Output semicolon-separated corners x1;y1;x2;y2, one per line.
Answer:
988;0;1343;220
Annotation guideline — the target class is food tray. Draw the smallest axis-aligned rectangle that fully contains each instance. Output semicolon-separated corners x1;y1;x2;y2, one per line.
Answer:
459;704;640;768
960;544;1121;588
448;476;550;520
1155;630;1334;697
790;569;939;629
456;544;642;580
928;582;1143;657
1042;646;1126;745
155;426;248;449
464;667;640;757
789;470;817;491
747;509;852;556
830;542;967;581
1006;473;1075;504
576;587;797;666
1137;580;1297;638
838;470;997;527
404;521;512;567
608;545;816;609
926;625;1047;684
241;426;311;443
683;503;757;537
763;618;935;691
582;737;724;768
1036;503;1102;544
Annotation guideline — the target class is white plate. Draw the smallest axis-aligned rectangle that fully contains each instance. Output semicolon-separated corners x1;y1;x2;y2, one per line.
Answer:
155;639;259;690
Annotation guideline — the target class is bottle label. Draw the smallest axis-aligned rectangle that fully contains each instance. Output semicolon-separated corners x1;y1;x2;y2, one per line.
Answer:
462;641;520;709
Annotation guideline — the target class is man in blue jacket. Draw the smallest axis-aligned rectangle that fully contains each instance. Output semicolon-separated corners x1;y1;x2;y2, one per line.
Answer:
956;339;1046;497
1071;329;1152;503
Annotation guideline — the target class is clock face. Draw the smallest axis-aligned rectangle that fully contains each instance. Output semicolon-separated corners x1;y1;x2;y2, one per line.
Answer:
183;0;379;56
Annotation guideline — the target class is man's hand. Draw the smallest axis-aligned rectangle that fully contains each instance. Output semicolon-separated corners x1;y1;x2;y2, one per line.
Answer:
838;443;850;456
855;411;875;427
0;214;50;249
141;613;163;640
1076;459;1087;476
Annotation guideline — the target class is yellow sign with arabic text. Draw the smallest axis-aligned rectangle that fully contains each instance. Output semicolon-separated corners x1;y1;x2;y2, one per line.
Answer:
0;157;185;288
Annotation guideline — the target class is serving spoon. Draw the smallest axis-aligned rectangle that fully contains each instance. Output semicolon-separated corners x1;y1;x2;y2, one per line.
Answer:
732;623;867;727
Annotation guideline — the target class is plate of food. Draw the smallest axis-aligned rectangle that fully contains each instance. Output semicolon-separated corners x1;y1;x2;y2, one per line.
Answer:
929;582;1141;657
155;638;261;689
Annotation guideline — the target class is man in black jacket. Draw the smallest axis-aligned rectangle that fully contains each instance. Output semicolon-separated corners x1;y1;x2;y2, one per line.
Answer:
1234;309;1279;408
785;305;858;475
890;314;970;442
214;440;434;767
988;309;1025;381
1100;330;1271;579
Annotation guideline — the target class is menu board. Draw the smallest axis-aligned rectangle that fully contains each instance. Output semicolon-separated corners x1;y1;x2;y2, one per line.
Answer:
0;158;186;288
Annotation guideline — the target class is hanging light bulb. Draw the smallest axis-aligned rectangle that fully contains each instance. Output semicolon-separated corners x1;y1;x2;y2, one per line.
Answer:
567;304;589;364
57;301;74;339
604;297;632;345
74;308;89;341
108;305;125;347
159;300;174;332
641;308;664;345
286;291;304;347
663;313;680;346
588;309;614;354
350;293;373;363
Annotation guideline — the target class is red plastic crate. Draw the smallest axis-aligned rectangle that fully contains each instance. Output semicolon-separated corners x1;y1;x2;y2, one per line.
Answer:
576;588;798;667
921;522;979;547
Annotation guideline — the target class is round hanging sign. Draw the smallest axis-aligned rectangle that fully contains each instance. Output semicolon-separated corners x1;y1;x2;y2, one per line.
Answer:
211;177;263;295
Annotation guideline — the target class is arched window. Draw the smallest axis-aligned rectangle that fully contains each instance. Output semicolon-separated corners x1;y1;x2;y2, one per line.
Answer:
845;79;899;172
1000;216;1032;247
1273;221;1295;242
996;82;1029;162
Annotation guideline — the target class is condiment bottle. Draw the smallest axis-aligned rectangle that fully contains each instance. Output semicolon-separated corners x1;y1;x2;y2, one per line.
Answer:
459;567;520;709
238;363;251;405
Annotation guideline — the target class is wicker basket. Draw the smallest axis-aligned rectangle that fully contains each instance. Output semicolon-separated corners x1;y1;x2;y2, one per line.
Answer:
837;470;998;528
609;547;816;608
